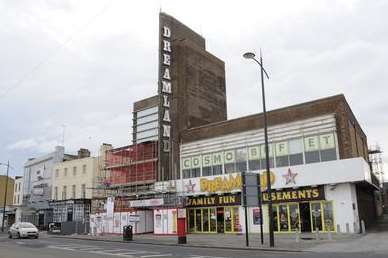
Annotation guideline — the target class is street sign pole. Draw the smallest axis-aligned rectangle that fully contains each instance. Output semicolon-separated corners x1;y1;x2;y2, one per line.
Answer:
257;174;264;245
242;171;249;247
1;161;10;232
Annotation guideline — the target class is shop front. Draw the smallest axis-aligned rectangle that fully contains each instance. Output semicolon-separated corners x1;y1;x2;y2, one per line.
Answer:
262;186;335;232
186;193;242;234
177;158;376;234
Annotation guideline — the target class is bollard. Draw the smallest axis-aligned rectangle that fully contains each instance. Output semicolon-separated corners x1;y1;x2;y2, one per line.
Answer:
337;224;341;233
315;227;320;240
345;223;350;233
361;220;366;235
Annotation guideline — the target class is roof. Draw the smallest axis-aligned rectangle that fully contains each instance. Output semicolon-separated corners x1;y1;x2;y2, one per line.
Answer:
181;94;366;143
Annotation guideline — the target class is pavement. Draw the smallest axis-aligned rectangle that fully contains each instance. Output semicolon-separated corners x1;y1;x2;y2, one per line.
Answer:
1;232;388;258
51;231;365;252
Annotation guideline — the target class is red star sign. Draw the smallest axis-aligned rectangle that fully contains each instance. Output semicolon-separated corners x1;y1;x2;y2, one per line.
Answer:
282;168;298;185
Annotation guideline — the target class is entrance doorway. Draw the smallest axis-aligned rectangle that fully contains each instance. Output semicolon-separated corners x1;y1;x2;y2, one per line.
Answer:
299;202;311;232
216;207;224;233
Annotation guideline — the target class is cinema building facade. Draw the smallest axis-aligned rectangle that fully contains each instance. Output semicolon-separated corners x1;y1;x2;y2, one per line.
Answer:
177;96;379;234
93;13;379;236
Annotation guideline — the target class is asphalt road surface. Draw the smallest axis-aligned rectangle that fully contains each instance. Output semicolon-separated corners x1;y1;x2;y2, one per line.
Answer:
0;234;386;258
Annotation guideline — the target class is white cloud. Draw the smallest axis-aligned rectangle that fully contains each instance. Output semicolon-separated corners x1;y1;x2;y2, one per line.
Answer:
0;0;387;178
7;139;39;151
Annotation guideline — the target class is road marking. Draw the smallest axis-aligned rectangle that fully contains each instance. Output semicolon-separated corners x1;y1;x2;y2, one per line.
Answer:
77;247;105;251
89;249;128;253
48;244;173;258
90;250;142;256
48;245;78;251
188;256;227;258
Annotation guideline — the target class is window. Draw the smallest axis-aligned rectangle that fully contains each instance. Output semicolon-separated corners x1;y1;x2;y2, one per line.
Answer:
235;148;247;173
248;146;260;171
137;121;158;132
81;184;86;199
260;144;274;169
323;201;335;231
304;134;337;163
182;168;201;179
55;169;59;178
202;166;212;176
137;129;158;140
73;166;77;176
64;168;68;176
183;169;191;179
137;113;158;124
224;150;236;174
212;165;223;175
182;156;203;178
136;106;158;118
248;159;260;171
181;133;338;178
212;152;223;175
17;195;19;204
191;168;200;177
62;186;67;200
305;151;320;163
278;204;289;231
54;187;58;200
82;164;87;174
304;135;320;164
289;138;304;166
72;185;76;199
321;149;337;161
275;141;289;167
311;202;323;231
319;133;337;162
202;154;212;176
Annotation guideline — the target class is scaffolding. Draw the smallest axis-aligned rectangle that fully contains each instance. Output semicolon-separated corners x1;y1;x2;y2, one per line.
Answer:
369;144;385;187
104;141;158;197
99;141;181;214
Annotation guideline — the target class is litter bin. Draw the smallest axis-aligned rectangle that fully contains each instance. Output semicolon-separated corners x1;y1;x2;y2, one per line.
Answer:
123;225;133;241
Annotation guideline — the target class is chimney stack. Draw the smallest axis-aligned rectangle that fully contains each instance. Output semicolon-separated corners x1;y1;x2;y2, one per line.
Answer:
77;148;90;158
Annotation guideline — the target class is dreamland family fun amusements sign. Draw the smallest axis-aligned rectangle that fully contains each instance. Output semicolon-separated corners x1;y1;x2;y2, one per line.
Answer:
183;172;276;194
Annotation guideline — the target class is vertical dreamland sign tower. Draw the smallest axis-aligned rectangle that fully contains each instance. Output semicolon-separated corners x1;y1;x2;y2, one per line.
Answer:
158;12;227;181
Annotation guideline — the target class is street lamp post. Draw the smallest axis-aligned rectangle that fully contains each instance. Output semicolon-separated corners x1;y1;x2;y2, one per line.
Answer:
1;161;10;232
243;51;275;247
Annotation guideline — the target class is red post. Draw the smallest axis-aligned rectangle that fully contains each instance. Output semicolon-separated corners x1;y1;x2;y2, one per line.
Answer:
177;208;187;244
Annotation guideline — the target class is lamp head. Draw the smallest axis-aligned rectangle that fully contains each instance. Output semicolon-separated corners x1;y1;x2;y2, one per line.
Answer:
243;52;256;59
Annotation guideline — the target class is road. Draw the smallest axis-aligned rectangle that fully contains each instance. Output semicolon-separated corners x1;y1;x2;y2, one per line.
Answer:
0;233;386;258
